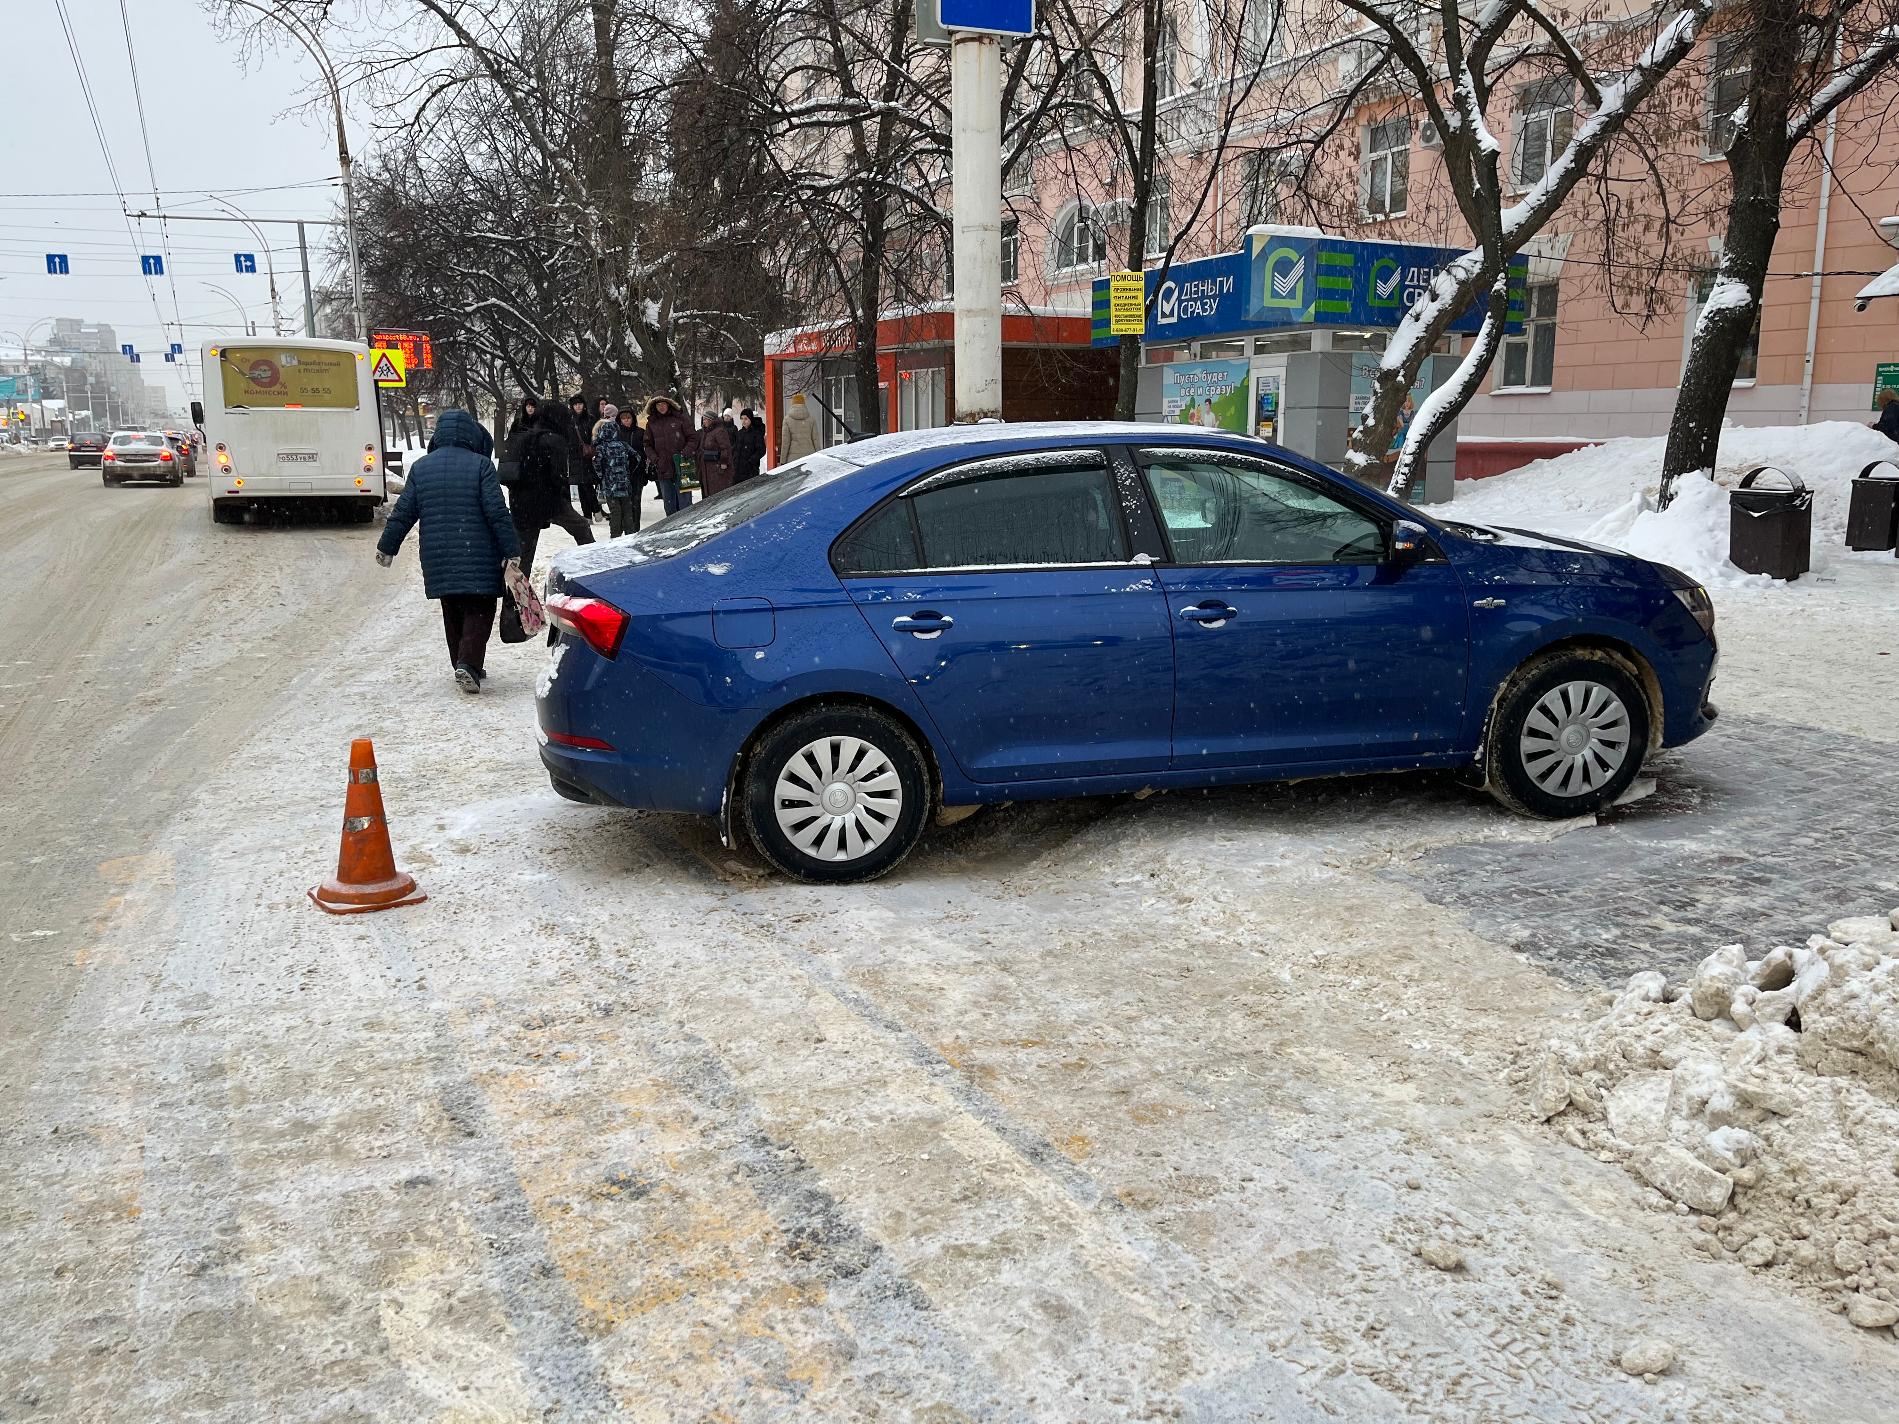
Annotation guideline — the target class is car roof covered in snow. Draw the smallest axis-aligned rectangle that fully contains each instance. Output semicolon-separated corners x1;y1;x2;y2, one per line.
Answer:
826;421;1258;466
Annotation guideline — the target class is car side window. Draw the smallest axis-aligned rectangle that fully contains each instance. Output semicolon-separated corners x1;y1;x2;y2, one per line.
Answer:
910;462;1126;568
833;500;921;575
834;457;1128;575
1141;455;1387;565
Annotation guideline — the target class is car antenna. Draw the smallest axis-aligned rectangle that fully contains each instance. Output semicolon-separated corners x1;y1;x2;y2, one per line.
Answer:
803;388;860;442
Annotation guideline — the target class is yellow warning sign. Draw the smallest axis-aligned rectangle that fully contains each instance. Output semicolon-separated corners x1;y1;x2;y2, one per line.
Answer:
1109;269;1147;336
369;347;406;387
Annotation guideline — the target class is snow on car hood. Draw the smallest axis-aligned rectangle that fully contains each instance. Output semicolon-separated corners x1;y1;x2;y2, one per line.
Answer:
1443;521;1631;558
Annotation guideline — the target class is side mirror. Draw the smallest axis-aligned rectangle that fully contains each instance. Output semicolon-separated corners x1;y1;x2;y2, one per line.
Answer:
1390;519;1432;564
189;400;204;425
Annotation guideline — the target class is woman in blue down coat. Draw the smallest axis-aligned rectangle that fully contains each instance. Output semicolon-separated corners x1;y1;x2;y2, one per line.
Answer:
375;408;522;694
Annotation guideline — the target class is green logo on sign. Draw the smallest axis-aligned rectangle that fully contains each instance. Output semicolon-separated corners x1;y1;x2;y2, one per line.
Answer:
1368;257;1402;310
1260;245;1309;315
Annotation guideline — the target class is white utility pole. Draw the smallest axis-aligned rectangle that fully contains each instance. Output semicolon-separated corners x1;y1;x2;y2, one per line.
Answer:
950;31;1004;422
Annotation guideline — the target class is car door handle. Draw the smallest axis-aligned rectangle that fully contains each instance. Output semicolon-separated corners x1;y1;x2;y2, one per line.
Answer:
891;613;953;639
1178;602;1238;625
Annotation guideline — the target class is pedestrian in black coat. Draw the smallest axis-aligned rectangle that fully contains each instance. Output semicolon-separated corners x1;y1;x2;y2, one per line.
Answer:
508;400;595;577
733;408;767;483
1877;391;1899;443
375;409;521;694
569;393;602;520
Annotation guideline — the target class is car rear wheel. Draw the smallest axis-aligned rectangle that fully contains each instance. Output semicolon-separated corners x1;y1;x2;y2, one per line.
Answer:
1487;651;1649;819
743;704;930;883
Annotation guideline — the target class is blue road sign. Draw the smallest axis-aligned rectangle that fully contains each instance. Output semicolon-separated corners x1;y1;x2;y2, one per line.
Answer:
121;344;135;357
169;342;183;355
129;352;142;364
45;253;69;275
163;352;175;363
140;254;164;276
234;253;257;274
938;0;1035;35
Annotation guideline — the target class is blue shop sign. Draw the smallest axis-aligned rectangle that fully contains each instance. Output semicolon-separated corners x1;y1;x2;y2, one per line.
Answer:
1093;231;1526;345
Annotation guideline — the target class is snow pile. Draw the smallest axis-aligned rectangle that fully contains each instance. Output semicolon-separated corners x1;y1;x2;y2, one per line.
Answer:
1524;906;1899;1334
1453;422;1899;586
1575;472;1773;590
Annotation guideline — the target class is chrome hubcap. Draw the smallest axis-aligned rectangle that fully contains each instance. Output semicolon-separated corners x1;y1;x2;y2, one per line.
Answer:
774;736;903;861
1520;680;1632;797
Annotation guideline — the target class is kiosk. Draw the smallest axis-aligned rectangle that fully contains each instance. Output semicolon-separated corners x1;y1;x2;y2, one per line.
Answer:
1092;228;1527;502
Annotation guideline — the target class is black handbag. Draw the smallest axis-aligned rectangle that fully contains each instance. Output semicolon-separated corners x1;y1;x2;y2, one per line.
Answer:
498;594;528;644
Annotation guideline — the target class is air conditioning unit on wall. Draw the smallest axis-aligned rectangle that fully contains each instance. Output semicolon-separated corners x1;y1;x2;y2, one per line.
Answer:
1419;118;1443;149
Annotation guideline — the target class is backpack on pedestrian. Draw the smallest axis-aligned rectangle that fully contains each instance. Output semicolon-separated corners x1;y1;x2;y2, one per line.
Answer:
498;424;536;486
592;426;634;500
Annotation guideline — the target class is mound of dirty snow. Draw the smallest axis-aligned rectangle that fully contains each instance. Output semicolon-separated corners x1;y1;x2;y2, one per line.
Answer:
1452;422;1899;588
1522;906;1899;1336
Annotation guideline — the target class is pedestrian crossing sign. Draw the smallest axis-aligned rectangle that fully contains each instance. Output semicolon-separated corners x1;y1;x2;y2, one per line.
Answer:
369;347;406;387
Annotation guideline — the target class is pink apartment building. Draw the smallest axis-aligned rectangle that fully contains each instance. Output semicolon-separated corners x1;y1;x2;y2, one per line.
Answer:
956;14;1899;475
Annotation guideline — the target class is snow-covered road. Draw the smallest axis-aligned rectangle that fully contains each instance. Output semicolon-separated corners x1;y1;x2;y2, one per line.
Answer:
3;451;1897;1421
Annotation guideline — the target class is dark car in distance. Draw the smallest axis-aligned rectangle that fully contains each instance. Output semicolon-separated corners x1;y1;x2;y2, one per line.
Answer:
67;432;107;469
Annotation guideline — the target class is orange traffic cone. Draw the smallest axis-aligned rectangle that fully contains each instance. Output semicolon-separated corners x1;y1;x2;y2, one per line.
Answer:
309;738;428;915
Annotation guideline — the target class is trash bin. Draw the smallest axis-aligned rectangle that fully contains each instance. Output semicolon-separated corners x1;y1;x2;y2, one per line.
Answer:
1845;458;1899;551
1729;466;1812;580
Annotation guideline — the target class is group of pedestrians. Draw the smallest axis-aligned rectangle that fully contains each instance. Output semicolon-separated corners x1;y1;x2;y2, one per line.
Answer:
540;393;771;539
375;390;772;694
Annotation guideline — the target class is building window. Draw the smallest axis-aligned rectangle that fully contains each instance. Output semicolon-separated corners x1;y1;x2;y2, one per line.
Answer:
1001;217;1020;286
1240;149;1283;227
1155;14;1182;102
1707;35;1749;155
1361;116;1409;219
1144;177;1172;257
1243;0;1280;63
1688;272;1760;381
1051;203;1107;272
1498;280;1559;389
1512;78;1573;189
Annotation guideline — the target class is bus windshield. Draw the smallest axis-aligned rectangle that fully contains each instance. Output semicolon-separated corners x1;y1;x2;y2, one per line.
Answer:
216;345;360;411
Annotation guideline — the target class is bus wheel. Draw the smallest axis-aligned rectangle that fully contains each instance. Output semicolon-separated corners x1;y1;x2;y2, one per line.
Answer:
212;501;242;525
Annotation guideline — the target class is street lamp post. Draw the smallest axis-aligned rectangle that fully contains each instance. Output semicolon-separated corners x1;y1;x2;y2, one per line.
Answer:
204;283;259;336
208;196;284;336
228;0;365;340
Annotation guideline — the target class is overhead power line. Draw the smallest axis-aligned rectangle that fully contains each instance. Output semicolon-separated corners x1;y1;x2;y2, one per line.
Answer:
116;0;197;395
48;0;186;387
0;180;339;199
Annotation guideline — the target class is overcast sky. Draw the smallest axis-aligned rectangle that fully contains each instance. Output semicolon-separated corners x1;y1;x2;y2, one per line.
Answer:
6;0;362;413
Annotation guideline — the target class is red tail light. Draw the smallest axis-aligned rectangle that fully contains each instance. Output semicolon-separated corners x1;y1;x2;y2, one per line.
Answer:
159;449;173;461
102;450;115;462
545;594;628;659
546;730;615;751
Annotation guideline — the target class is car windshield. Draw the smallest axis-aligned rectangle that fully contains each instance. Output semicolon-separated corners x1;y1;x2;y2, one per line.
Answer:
553;450;856;579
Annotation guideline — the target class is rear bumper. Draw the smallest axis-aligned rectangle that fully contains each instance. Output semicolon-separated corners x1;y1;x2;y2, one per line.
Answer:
69;452;103;466
534;636;753;816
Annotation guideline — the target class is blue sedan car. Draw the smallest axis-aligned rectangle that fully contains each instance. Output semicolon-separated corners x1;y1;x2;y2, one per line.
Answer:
538;423;1717;882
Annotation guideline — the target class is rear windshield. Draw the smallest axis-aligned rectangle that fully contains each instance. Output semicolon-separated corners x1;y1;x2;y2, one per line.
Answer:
552;451;856;580
111;433;163;447
215;345;360;411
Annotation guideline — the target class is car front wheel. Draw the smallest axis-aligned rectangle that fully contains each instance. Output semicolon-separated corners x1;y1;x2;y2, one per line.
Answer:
1487;651;1650;819
743;704;930;883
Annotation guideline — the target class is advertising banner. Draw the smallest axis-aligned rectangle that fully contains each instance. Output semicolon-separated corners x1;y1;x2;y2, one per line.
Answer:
215;346;361;410
1093;236;1527;346
1161;360;1250;432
